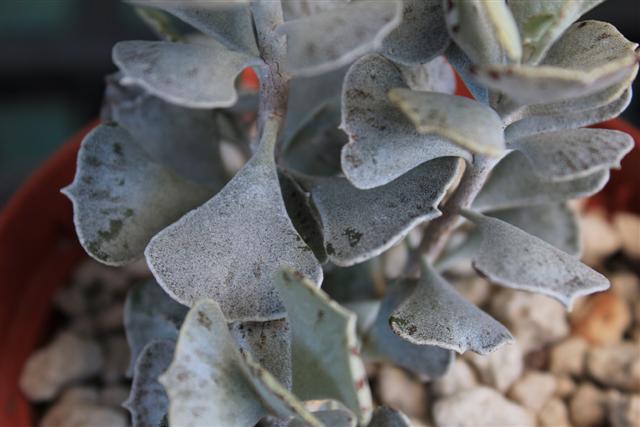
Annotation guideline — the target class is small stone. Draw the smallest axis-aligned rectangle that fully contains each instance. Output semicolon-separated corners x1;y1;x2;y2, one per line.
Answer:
450;276;491;307
96;302;124;333
613;213;640;260
489;290;569;353
19;331;103;402
433;387;535;427
607;392;640;427
100;385;130;408
549;337;588;377
40;401;127;427
431;358;477;398
465;342;523;392
587;343;640;392
377;364;429;419
58;386;99;405
570;383;606;427
538;398;571;427
571;293;632;346
508;371;557;413
580;210;622;265
384;243;408;279
73;259;129;292
555;376;577;399
102;335;130;385
610;273;640;304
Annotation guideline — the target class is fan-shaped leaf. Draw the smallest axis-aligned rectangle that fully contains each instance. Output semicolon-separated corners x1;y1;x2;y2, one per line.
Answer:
368;406;412;427
145;120;322;321
127;0;258;55
341;54;469;189
124;340;173;427
363;280;453;379
124;280;188;376
102;73;229;187
274;269;373;424
509;128;633;182
277;0;402;76
473;151;609;212
381;0;449;65
462;210;609;308
113;40;262;108
289;400;357;427
62;124;212;266
505;87;633;141
509;0;606;64
390;263;512;354
160;300;322;427
472;21;638;105
303;157;458;266
388;88;505;156
444;0;522;65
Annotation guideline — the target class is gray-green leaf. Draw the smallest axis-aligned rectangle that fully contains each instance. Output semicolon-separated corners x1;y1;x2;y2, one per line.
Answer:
390;263;512;354
341;54;469;189
274;269;373;424
289;400;357;427
113;40;262;108
462;210;609;308
62;124;212;266
277;0;403;76
145;120;322;321
303;157;458;266
381;0;449;65
388;88;505;156
368;406;412;427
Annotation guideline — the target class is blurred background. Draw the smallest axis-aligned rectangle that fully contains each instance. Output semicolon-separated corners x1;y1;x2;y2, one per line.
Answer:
0;0;639;206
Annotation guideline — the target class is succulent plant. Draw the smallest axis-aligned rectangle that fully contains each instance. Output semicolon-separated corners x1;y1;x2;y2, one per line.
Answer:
62;0;638;426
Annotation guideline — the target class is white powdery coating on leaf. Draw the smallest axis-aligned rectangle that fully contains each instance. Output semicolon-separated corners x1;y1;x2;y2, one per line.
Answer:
62;124;212;266
113;40;262;108
509;128;634;181
145;120;322;321
340;54;469;189
473;21;639;105
464;211;610;309
306;157;458;266
388;88;505;156
390;264;513;355
124;340;173;427
274;269;373;424
473;151;610;212
381;0;450;65
277;0;403;76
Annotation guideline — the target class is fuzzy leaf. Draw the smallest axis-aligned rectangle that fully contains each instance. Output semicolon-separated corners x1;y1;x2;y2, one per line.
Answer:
400;56;456;95
381;0;449;65
113;40;262;108
368;406;412;427
509;0;606;64
388;88;505;156
128;0;258;55
473;151;609;212
489;204;581;256
228;318;292;390
145;120;322;321
62;124;212;266
390;263;512;354
102;73;229;187
277;0;402;76
341;54;469;189
161;300;322;427
444;43;489;104
509;128;634;182
463;210;609;308
303;157;458;266
282;0;349;20
274;269;373;424
444;0;522;65
505;87;633;141
289;400;357;427
124;280;188;376
363;280;453;379
124;340;173;427
472;21;639;105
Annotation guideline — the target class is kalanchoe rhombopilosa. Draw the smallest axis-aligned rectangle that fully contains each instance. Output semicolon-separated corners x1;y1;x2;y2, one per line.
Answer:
62;0;639;425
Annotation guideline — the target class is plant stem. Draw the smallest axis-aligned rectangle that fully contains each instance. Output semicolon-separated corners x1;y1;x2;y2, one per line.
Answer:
407;155;498;272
